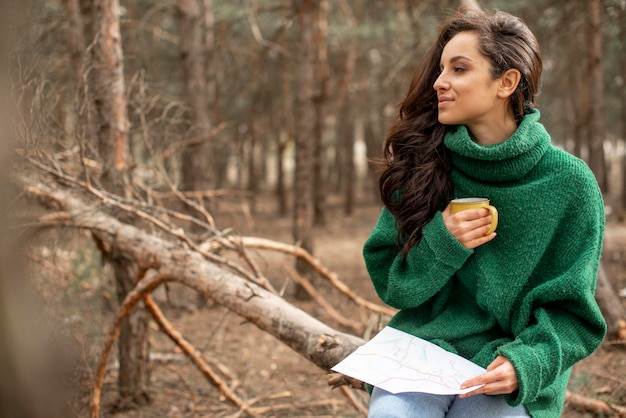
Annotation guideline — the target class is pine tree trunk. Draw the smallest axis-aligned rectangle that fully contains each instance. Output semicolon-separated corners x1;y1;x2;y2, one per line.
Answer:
62;0;86;81
292;0;317;299
573;22;590;160
313;0;328;226
366;48;384;204
276;47;292;217
62;0;96;155
177;0;216;197
332;15;357;212
587;0;608;193
619;5;626;217
90;0;150;407
341;106;355;217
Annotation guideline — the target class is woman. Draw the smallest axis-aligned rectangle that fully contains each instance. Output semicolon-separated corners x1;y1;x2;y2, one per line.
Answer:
364;7;606;418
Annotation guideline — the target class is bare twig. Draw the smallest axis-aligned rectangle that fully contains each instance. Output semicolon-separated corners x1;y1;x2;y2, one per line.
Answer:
339;385;368;416
244;0;288;56
244;390;293;408
143;295;259;417
127;76;218;229
164;364;198;405
84;181;265;289
283;263;363;333
26;159;265;287
90;270;167;418
230;237;395;318
160;120;234;161
151;189;253;199
223;236;276;293
327;373;365;391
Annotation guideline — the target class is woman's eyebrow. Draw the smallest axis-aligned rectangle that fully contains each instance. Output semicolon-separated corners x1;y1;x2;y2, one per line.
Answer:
439;55;472;68
448;55;472;63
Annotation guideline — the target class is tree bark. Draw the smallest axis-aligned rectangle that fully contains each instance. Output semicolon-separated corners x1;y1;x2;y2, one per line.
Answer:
177;0;216;197
91;0;131;183
618;7;626;221
340;105;355;216
89;0;150;407
573;14;590;160
275;29;292;217
587;0;608;193
202;0;217;122
313;0;329;226
366;48;383;204
333;1;359;212
62;0;97;160
62;0;86;82
292;0;317;299
276;50;290;216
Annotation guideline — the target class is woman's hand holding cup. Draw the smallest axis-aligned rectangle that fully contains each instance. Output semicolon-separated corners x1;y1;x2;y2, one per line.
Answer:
443;198;498;249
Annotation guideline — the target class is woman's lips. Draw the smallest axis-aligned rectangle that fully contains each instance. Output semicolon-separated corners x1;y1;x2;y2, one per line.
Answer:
438;96;453;108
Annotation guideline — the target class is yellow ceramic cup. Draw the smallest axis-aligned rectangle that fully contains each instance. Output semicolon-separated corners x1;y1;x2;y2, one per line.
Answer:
450;197;498;235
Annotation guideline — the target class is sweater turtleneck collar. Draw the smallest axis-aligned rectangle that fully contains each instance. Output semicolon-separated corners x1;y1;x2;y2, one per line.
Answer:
444;109;551;182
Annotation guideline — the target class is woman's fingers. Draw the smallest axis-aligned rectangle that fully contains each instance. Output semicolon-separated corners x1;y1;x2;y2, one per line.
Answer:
442;206;496;248
459;356;519;398
463;232;497;249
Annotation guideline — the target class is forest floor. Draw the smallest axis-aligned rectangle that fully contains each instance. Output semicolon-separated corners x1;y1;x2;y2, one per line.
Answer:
31;192;626;417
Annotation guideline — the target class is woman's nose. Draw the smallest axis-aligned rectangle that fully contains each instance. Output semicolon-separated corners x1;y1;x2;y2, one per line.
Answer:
433;72;447;91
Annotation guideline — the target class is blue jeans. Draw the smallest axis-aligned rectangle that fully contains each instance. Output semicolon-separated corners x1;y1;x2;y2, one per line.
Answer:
368;387;530;418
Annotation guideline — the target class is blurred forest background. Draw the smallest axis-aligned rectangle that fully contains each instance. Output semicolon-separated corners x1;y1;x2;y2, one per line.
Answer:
1;0;625;417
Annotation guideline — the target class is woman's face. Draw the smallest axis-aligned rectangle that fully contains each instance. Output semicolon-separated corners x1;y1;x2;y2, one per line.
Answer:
433;32;505;132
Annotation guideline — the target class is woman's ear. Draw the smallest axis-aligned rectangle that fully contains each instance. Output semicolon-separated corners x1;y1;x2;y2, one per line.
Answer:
497;68;521;98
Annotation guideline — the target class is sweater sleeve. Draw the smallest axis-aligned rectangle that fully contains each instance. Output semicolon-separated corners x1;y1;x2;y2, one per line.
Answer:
362;207;473;309
497;177;607;406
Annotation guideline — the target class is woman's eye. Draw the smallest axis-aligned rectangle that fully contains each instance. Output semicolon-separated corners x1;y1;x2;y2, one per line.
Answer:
454;67;466;73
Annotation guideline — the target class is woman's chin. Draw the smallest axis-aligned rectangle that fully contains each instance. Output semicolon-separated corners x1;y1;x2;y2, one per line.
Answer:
437;116;458;126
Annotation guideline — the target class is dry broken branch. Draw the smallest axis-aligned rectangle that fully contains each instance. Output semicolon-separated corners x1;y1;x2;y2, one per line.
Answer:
218;236;396;318
338;385;368;417
566;390;626;417
283;262;364;333
26;158;268;287
143;295;259;417
160;121;234;161
19;176;365;417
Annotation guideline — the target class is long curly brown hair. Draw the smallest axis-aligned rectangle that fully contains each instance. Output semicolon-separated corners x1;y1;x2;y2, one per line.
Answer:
379;7;542;255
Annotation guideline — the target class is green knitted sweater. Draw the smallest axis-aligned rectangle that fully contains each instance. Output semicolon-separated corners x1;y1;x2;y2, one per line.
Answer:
363;110;606;418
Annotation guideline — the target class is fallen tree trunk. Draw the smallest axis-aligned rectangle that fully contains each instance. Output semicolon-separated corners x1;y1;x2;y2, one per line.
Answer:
22;178;365;372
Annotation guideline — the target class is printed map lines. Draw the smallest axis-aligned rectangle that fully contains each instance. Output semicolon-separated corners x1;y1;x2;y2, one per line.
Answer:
332;327;486;395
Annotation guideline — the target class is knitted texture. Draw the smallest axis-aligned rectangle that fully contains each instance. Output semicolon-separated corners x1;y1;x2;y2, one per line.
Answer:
363;110;606;418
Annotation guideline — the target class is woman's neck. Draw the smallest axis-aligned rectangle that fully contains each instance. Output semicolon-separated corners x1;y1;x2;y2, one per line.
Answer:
468;111;519;146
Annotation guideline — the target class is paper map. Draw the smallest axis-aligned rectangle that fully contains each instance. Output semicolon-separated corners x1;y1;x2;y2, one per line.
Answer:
332;326;485;395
